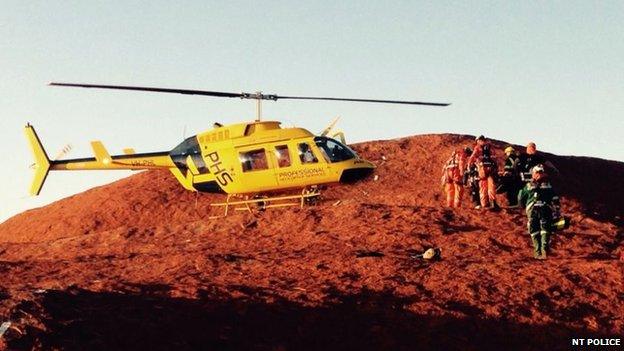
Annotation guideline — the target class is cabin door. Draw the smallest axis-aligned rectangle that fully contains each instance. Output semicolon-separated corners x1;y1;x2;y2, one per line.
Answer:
236;146;279;193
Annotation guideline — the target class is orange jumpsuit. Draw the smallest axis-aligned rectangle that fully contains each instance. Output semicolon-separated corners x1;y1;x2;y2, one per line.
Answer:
441;150;466;207
468;143;498;207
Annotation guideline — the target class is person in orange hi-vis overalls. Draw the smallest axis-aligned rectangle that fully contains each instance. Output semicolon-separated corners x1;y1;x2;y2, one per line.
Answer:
468;135;500;210
441;148;468;207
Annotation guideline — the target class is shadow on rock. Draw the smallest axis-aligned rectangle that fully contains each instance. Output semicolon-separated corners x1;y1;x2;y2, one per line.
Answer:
4;285;614;351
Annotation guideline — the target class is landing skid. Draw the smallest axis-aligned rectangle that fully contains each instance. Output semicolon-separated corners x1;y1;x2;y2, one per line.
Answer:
209;187;321;218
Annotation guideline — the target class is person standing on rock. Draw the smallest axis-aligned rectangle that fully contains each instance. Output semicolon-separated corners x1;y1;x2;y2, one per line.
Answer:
462;147;481;208
518;164;560;259
498;146;522;207
519;142;559;182
467;135;500;210
441;148;468;207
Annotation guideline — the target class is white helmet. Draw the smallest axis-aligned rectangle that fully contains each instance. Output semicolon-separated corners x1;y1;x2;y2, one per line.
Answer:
423;248;440;260
531;164;545;175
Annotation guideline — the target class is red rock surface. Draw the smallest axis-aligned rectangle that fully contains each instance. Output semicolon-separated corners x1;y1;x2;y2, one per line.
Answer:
0;134;622;350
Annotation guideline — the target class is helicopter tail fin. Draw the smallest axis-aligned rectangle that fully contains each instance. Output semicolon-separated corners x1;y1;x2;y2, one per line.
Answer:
24;123;51;196
90;141;112;164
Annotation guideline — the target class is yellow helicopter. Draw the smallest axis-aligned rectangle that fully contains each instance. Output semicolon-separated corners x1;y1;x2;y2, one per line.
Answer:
26;83;448;215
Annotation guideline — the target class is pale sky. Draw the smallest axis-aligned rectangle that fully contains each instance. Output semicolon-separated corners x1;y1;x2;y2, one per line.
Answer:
1;1;623;223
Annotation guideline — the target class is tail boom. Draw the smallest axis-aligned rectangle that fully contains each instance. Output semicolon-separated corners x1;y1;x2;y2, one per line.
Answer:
50;152;174;171
25;123;176;195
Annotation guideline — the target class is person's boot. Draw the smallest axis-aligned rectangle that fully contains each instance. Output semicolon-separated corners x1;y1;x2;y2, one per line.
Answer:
540;232;551;259
531;234;541;259
490;201;501;211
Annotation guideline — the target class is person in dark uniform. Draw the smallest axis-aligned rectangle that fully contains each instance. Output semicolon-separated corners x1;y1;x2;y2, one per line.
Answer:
518;164;560;259
518;142;558;182
462;147;481;208
498;146;522;206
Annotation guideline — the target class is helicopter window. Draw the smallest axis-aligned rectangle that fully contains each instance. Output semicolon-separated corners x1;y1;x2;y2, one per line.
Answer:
298;143;318;164
274;145;291;168
314;137;355;163
239;149;269;172
169;136;207;172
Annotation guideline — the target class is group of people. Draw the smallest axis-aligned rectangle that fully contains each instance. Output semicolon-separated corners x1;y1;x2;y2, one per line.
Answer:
441;136;561;259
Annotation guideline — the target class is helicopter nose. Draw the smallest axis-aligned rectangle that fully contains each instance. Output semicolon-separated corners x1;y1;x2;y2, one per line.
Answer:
339;161;375;183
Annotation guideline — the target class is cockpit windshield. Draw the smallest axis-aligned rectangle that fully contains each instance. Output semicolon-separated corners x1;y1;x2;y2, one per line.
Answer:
314;137;357;163
169;136;206;172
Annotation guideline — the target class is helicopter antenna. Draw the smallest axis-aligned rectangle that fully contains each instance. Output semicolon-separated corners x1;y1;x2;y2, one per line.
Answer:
49;83;450;121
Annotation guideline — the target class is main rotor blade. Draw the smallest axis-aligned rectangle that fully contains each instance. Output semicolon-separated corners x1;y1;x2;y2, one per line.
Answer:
49;82;243;98
275;95;450;106
49;82;450;106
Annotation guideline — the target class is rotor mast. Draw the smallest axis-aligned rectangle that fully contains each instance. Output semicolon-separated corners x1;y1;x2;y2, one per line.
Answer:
255;91;262;121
